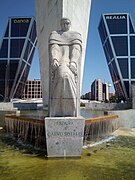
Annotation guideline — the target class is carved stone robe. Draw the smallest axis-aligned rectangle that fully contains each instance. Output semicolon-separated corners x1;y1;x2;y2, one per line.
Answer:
49;30;82;117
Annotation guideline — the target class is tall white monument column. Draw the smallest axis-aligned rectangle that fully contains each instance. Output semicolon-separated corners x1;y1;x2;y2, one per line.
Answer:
35;0;91;107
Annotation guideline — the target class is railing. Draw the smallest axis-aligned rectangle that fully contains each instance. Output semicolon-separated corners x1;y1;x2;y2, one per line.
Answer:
85;114;119;123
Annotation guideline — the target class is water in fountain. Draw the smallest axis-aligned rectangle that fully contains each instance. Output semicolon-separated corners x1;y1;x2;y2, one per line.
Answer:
4;109;120;150
84;115;120;144
5;115;46;149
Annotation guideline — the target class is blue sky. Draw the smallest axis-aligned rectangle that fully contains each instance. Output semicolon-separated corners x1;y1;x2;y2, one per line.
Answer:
0;0;135;95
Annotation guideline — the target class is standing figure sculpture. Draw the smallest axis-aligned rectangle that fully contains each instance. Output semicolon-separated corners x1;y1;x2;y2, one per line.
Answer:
49;18;82;117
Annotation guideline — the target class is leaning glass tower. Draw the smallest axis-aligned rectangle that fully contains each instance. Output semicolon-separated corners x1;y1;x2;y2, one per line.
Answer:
98;13;135;101
0;17;37;101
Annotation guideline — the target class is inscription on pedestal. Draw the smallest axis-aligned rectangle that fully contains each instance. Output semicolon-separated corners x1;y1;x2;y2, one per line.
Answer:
45;117;85;157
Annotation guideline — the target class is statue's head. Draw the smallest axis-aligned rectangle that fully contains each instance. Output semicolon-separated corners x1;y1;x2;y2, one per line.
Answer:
60;18;71;32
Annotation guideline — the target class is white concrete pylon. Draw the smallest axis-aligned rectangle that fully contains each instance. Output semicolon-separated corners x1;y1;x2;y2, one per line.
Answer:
35;0;92;107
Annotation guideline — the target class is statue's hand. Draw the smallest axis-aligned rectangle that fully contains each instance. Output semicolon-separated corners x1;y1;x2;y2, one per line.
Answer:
69;62;77;75
52;59;59;70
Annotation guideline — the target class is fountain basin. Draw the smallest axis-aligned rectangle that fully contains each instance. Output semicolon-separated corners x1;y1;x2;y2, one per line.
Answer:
5;114;46;149
5;113;119;154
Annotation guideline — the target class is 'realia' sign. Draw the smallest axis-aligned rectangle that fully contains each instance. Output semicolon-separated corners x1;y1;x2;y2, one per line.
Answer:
105;15;126;20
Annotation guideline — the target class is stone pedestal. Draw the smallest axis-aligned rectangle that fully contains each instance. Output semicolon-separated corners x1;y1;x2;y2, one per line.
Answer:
45;117;85;157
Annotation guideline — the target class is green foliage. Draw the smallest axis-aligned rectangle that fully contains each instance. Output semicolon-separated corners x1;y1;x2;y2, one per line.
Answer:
80;102;85;107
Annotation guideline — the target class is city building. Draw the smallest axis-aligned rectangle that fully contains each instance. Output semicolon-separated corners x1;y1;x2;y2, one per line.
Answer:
103;83;109;101
35;0;91;106
22;79;42;99
81;92;91;100
0;17;37;101
98;13;135;101
91;79;103;101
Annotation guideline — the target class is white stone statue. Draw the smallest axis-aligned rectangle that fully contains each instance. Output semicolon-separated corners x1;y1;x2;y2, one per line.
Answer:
49;18;82;117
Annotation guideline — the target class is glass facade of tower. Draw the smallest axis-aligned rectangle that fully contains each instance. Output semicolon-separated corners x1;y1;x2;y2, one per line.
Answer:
0;17;37;101
98;13;135;100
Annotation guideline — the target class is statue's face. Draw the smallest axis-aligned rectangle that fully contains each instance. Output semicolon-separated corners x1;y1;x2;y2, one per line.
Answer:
61;19;71;31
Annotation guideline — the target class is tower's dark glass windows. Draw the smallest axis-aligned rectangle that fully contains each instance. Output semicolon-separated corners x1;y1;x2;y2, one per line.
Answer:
4;23;9;37
0;17;37;101
29;21;37;43
0;61;7;79
117;58;128;78
131;58;135;78
111;36;128;56
103;38;113;63
0;40;8;58
105;14;127;34
10;60;18;80
23;41;33;60
130;36;135;56
10;39;25;58
11;18;31;37
98;18;108;44
129;19;134;34
98;13;135;100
